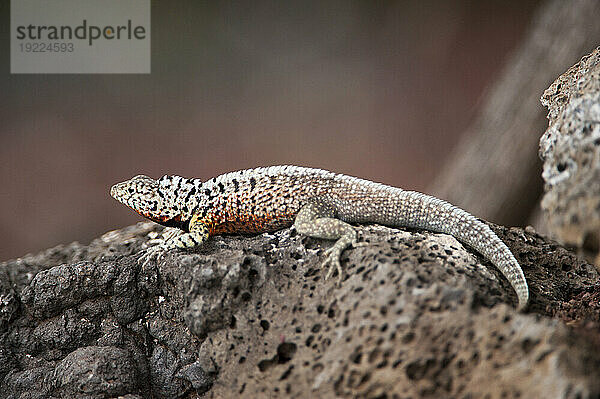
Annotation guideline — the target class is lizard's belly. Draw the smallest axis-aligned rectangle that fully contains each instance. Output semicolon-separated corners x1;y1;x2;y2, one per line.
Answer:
208;212;295;235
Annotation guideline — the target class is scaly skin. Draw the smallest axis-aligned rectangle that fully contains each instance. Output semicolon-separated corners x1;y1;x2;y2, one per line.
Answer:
110;165;529;310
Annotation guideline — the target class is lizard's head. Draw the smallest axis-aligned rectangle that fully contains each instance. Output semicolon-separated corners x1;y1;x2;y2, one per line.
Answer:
111;174;198;228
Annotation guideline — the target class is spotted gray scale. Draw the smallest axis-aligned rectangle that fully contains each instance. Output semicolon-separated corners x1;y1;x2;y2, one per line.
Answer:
110;165;529;311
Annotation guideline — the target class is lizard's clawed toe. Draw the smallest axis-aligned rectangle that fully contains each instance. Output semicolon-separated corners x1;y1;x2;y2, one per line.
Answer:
351;240;369;248
322;247;344;283
137;244;169;267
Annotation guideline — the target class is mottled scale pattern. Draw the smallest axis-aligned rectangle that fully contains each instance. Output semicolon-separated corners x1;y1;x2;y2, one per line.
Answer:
111;165;529;310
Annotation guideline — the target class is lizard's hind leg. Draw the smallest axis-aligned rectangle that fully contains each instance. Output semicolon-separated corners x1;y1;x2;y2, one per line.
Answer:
293;199;358;282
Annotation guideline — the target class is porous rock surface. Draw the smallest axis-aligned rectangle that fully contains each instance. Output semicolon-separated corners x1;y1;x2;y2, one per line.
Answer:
1;221;600;398
539;46;600;249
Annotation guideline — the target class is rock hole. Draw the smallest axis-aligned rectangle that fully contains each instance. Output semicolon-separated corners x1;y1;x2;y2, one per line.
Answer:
405;358;436;380
402;332;415;344
368;348;381;363
350;351;362;364
257;342;297;372
305;335;314;347
376;360;388;369
521;338;540;353
277;342;297;363
280;365;293;380
260;320;270;331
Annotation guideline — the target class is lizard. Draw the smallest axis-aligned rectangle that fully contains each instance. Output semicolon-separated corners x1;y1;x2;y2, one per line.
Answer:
110;165;529;311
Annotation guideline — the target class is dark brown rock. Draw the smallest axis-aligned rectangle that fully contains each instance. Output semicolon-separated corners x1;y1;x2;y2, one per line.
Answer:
0;221;599;398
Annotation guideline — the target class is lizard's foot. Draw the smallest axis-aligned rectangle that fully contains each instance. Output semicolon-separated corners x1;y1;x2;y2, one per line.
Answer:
138;228;184;266
145;227;184;247
138;243;171;267
321;235;360;283
161;227;185;242
322;245;344;283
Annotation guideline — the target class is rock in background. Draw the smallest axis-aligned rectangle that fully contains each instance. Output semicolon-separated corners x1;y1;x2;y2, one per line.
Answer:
540;47;600;258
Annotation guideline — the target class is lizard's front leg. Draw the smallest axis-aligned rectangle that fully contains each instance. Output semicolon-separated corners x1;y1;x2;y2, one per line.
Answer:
139;214;209;265
293;199;358;282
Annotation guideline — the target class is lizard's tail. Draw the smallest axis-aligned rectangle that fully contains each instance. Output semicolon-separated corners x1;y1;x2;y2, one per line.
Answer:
394;190;529;311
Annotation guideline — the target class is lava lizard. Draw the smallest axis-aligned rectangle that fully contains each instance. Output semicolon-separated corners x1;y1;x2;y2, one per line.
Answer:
110;165;529;310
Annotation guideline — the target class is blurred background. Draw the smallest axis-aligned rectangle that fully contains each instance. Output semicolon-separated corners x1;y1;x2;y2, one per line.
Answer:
0;0;542;261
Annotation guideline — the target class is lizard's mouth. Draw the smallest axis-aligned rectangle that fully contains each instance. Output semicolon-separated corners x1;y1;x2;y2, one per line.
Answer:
109;184;121;199
150;214;189;230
